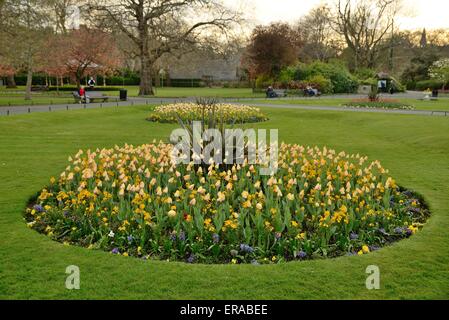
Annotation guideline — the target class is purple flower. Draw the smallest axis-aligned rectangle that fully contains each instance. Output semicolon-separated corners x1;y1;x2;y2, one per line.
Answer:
251;259;260;265
239;244;254;254
33;204;44;213
350;232;359;240
394;227;404;235
63;210;70;217
111;248;119;255
297;251;307;259
212;233;220;244
187;254;196;263
179;231;186;241
169;231;177;242
406;229;413;237
127;235;134;243
370;246;381;252
378;228;387;235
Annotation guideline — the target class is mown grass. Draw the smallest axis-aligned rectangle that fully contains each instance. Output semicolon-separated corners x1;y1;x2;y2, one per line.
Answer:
252;97;449;111
1;105;449;299
0;87;264;106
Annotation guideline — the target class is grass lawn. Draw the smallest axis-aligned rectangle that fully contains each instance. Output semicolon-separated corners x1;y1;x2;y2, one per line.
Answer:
0;87;264;106
252;97;449;111
1;105;449;299
0;95;77;107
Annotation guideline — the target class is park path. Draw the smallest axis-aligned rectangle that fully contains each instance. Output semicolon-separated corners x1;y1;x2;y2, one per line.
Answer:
238;102;449;117
0;92;448;117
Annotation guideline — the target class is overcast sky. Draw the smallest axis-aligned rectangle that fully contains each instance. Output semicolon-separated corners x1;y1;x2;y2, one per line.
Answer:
224;0;449;30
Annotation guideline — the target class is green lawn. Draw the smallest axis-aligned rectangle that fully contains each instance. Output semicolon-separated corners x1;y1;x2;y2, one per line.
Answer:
0;87;264;106
252;97;449;111
1;105;449;299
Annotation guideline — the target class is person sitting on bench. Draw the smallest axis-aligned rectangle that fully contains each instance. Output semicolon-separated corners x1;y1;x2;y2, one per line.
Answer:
78;86;90;104
305;86;318;96
266;86;278;98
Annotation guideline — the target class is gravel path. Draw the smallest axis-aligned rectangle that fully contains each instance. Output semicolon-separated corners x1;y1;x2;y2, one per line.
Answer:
1;91;448;117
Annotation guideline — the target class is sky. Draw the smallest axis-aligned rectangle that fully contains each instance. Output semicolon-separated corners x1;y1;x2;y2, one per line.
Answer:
224;0;449;30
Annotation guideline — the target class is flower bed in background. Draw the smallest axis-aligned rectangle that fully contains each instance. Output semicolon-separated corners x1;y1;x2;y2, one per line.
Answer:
147;103;268;124
25;143;429;264
343;99;415;110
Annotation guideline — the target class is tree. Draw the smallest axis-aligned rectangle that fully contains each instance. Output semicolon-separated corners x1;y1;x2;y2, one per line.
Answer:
333;0;401;70
43;27;122;88
0;0;17;87
89;0;241;96
3;0;52;99
245;23;299;78
429;58;449;90
296;5;339;62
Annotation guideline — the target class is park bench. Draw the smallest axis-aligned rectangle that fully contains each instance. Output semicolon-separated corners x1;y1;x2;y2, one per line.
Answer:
303;88;321;97
266;89;287;98
273;89;287;97
72;91;111;103
31;85;49;92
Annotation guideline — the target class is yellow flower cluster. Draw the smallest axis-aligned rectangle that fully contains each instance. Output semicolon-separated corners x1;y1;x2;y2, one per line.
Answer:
25;142;428;263
147;103;268;123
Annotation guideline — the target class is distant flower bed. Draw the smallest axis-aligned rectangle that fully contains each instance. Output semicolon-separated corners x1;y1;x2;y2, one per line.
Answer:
25;143;429;264
343;99;414;110
147;103;268;123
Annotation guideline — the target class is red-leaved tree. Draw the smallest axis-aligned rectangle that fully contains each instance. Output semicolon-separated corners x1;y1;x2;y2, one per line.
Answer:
43;27;122;89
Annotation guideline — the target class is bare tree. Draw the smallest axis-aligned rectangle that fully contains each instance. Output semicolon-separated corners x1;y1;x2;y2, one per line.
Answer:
3;0;52;98
296;4;339;62
334;0;401;70
88;0;242;96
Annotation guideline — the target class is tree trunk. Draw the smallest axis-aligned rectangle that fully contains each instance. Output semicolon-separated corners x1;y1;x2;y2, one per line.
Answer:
6;74;16;88
76;75;81;90
139;52;154;96
25;66;33;100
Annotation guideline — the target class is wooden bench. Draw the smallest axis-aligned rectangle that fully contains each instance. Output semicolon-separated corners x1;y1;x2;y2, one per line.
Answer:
266;89;287;98
31;85;49;92
73;91;112;103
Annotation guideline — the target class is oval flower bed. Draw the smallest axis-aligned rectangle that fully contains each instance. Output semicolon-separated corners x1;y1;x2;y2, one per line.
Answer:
343;100;415;110
147;103;268;124
25;143;429;264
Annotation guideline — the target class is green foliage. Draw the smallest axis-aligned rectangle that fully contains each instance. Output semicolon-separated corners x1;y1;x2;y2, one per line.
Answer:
389;77;406;93
47;86;122;92
255;74;275;89
278;66;296;84
280;61;359;93
415;79;446;91
305;75;333;94
354;68;377;81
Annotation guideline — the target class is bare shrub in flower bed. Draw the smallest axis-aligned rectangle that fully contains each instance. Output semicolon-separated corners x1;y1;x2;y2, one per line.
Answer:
147;103;268;124
343;99;415;110
25;143;429;264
